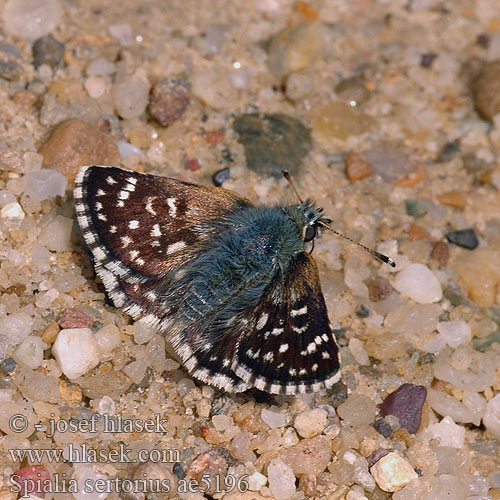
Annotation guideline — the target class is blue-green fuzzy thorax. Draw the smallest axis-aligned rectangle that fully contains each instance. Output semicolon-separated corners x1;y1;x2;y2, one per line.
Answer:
163;200;324;331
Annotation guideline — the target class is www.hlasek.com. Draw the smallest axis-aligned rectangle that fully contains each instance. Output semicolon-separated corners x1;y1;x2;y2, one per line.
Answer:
10;471;250;497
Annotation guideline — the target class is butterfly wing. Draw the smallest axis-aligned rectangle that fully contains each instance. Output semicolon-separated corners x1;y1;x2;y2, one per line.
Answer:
74;165;252;321
232;252;341;394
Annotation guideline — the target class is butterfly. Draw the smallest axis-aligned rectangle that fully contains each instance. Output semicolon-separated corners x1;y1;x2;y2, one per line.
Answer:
73;165;343;395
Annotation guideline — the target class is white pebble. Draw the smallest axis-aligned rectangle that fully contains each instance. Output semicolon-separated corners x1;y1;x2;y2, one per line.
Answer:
72;465;109;500
94;324;121;355
370;452;418;493
267;459;296;500
392;263;442;304
84;76;108;99
113;74;149;119
108;23;132;46
87;58;116;76
24;169;67;201
261;408;287;429
177;378;195;397
2;0;61;40
39;215;73;251
52;328;100;379
427;416;465;448
117;140;145;160
122;359;147;384
436;320;471;348
7;249;26;267
0;312;33;345
1;201;25;219
133;322;154;344
428;388;475;424
0;189;16;207
98;396;116;416
483;393;500;439
348;338;370;366
247;471;267;491
294;408;327;438
212;414;233;431
12;335;44;369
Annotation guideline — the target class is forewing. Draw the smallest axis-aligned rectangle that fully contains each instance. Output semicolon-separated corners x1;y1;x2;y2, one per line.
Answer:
74;165;252;326
74;165;251;282
232;252;341;394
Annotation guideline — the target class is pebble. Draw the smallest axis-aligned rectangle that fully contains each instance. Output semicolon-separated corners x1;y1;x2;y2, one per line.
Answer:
38;118;120;182
84;76;108;99
337;394;377;425
436;320;471;348
94;324;121;355
2;0;62;41
98;395;115;416
186;447;232;496
72;465;109;500
52;328;100;379
363;143;413;181
113;73;150;119
445;228;479;249
267;459;296;500
311;102;372;142
348;338;370;366
267;22;326;80
24;168;68;201
294;408;327;438
345;152;372;182
59;308;95;329
405;199;427;218
451;248;500;306
437;139;461;162
0;311;33;345
233;113;312;178
212;167;230;186
12;466;51;497
392;263;442;304
248;472;267;491
133;322;155;344
148;78;190;127
285;71;313;101
370;452;418;492
336;77;371;106
261;408;287;429
12;335;44;369
483;393;500;439
280;436;331;476
212;414;233;431
427;416;465;448
428;388;476;424
0;189;16;207
108;23;132;46
0;357;17;374
32;34;65;68
420;52;438;68
123;359;148;384
379;384;427;434
133;462;177;498
366;276;392;302
471;60;500;120
298;474;317;497
431;241;450;266
117;140;144;160
39;215;73;252
1;201;25;219
191;68;237;109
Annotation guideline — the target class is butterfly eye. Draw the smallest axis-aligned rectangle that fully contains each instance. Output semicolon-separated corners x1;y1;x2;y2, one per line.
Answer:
304;224;316;242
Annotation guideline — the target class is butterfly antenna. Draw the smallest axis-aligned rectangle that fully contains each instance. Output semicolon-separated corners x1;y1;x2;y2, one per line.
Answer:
281;170;396;268
282;170;304;203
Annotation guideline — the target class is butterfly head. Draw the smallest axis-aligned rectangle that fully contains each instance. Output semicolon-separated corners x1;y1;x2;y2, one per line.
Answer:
284;199;331;253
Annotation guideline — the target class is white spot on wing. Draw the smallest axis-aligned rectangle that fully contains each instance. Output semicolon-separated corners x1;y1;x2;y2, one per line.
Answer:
151;224;161;237
127;176;137;185
97;213;107;221
106;176;117;185
307;342;317;354
130;250;139;260
121;236;132;247
129;220;139;229
167;241;186;254
145;197;157;215
96;189;106;196
256;313;268;330
279;343;289;353
291;305;308;317
110;225;117;233
118;190;129;200
263;352;274;362
322;351;331;359
167;198;177;217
